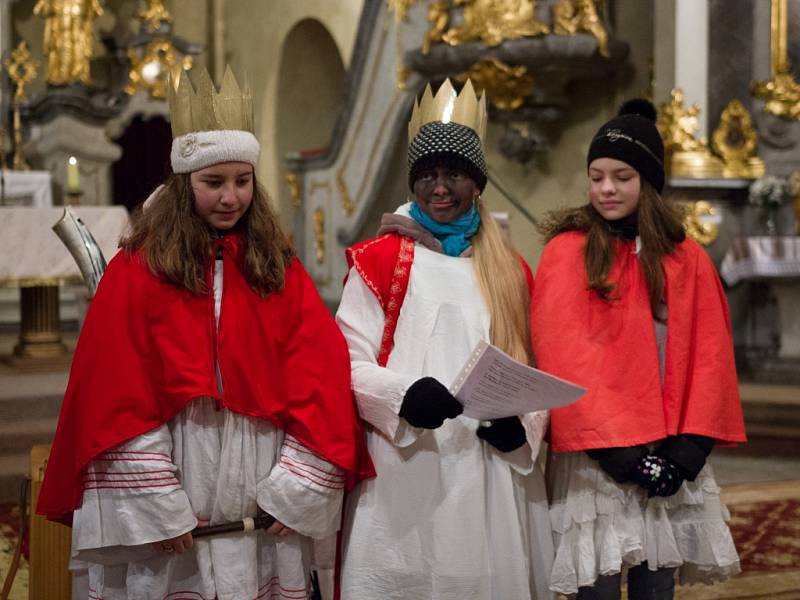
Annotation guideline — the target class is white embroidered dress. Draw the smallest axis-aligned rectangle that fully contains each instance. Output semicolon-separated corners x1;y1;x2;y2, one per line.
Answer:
70;257;344;600
335;207;554;600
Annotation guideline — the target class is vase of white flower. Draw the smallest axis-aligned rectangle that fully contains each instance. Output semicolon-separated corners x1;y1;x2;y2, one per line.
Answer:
749;176;791;236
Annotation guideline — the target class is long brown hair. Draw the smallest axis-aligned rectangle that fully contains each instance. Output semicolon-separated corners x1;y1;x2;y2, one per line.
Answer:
472;200;533;365
538;181;685;316
121;172;294;296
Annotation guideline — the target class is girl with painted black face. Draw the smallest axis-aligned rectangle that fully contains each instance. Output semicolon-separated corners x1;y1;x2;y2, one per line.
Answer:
531;100;746;600
335;80;554;599
38;67;372;600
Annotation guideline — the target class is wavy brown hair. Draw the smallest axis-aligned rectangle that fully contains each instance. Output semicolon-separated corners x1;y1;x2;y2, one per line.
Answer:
121;172;294;296
538;181;685;316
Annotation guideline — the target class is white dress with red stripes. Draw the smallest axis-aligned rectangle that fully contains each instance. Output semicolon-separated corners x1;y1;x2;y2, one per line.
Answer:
69;258;343;600
335;226;554;600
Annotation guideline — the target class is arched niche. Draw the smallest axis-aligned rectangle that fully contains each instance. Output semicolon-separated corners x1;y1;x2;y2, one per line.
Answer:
275;18;346;228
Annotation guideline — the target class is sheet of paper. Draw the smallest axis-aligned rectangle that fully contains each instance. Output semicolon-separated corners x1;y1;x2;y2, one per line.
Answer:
449;340;586;420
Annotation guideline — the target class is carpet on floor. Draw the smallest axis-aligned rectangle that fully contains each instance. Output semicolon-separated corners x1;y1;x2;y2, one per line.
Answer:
2;481;799;600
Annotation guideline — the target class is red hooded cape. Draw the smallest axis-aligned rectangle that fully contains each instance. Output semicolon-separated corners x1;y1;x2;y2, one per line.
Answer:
531;231;746;453
38;235;374;524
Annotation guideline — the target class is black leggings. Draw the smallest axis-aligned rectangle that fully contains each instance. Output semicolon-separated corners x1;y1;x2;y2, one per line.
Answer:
576;563;676;600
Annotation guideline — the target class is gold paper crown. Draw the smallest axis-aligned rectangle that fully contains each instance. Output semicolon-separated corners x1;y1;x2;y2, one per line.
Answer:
168;65;254;138
408;79;487;144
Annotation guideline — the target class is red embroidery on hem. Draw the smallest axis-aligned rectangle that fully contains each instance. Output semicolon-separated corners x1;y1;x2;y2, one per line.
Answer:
278;463;344;490
279;455;345;484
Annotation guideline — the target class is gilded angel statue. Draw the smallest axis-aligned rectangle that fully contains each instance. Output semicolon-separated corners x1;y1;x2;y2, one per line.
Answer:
34;0;104;86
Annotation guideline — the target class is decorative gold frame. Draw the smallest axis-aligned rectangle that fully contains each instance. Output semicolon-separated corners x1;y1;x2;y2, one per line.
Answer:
710;99;765;179
752;0;800;120
682;201;720;246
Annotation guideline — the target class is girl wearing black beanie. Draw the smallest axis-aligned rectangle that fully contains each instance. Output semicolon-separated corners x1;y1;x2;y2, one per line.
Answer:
530;100;746;599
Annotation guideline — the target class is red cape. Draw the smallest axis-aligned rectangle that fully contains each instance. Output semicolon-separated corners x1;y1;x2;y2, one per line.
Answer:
38;235;374;524
531;231;746;452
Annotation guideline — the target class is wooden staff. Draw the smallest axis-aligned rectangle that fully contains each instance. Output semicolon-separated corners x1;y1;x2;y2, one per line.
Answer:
191;511;276;538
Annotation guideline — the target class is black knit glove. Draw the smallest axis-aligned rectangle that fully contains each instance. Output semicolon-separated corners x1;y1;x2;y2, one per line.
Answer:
629;455;684;497
655;434;715;481
399;377;463;429
477;417;527;453
586;445;649;484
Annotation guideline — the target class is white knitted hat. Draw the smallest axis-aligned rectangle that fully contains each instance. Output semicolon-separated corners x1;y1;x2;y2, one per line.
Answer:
170;130;260;173
168;67;259;174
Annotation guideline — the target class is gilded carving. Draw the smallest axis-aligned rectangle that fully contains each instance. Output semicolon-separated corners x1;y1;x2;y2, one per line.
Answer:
140;0;173;32
442;0;549;48
681;201;719;246
710;100;765;179
751;0;800;120
285;171;302;209
455;57;534;111
125;40;193;99
3;42;39;171
33;0;103;86
552;0;609;57
387;0;419;22
657;89;723;179
336;171;355;217
312;207;326;264
422;0;450;55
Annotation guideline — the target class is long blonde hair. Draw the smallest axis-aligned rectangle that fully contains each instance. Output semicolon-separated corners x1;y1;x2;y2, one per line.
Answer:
121;172;294;296
471;200;533;365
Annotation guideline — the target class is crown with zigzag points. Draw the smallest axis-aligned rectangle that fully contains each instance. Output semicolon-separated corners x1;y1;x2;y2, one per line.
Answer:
168;65;254;138
408;79;487;144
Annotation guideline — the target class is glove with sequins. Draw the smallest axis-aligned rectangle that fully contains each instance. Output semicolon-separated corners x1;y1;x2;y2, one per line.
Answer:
629;454;685;497
399;377;463;429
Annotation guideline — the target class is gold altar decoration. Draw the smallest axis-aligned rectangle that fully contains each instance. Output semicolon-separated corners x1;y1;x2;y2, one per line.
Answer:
313;207;326;263
443;0;549;48
455;57;534;111
681;200;719;246
140;0;173;31
336;172;355;216
552;0;609;57
409;78;487;143
126;1;192;99
388;0;418;22
3;42;39;171
33;0;103;86
751;0;800;120
422;0;449;54
657;89;723;179
710;99;765;179
126;39;193;99
285;171;302;209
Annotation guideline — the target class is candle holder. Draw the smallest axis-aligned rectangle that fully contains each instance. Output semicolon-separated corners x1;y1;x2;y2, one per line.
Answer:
65;189;83;205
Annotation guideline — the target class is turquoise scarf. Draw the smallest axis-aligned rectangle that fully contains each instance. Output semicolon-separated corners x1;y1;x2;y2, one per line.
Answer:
409;201;481;257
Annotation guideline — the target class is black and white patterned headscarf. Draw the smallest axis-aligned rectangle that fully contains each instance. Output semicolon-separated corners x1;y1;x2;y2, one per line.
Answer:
408;121;487;192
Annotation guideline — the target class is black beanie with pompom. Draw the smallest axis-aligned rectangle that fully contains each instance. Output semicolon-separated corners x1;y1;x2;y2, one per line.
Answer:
587;99;665;193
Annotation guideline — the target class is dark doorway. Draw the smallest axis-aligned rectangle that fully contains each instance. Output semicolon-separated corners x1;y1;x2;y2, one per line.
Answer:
112;115;172;211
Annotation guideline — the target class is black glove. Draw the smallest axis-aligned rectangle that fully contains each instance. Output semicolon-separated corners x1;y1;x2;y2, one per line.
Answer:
586;445;649;484
399;377;463;429
655;434;715;481
477;417;527;453
629;454;684;497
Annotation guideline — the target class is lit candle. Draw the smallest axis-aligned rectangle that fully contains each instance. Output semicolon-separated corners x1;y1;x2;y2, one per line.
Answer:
67;156;80;192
